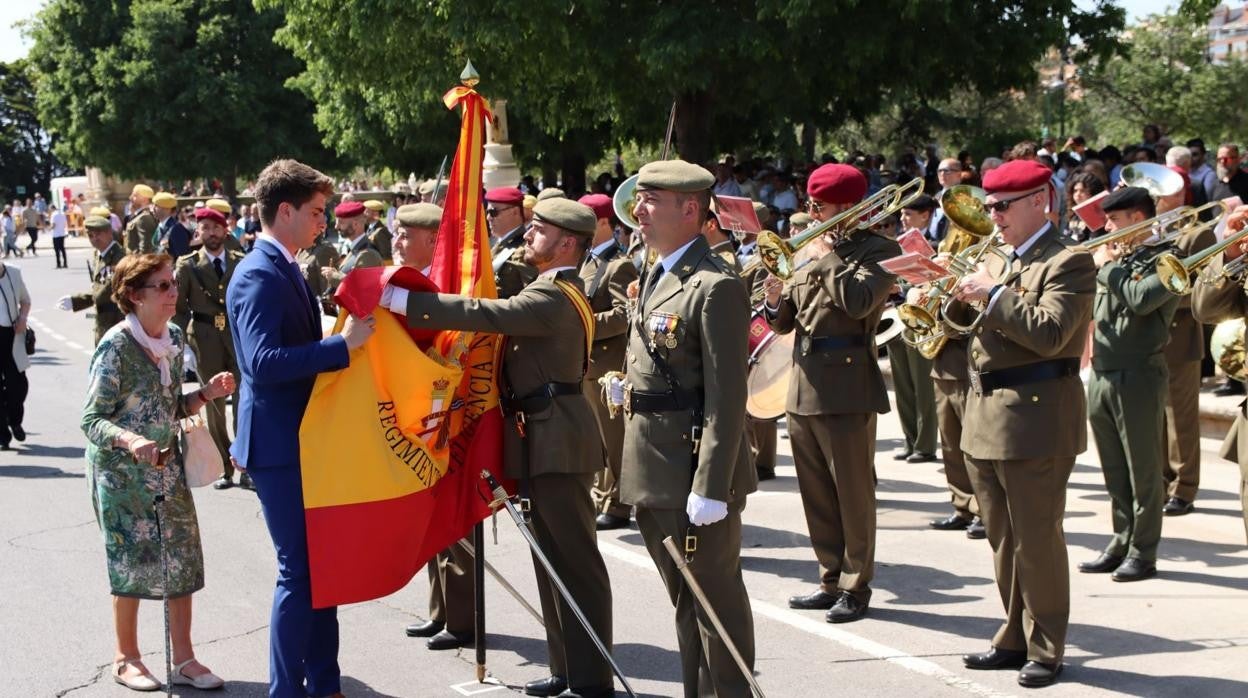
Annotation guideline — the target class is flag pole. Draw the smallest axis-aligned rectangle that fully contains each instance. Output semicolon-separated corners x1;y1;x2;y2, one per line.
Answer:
474;521;487;681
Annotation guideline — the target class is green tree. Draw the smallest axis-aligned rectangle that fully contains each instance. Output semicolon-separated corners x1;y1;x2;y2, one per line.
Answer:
27;0;334;193
0;60;75;203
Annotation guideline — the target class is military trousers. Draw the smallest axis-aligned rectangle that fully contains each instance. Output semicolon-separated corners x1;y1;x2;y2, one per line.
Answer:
786;412;876;601
1088;366;1168;561
191;334;241;479
747;416;778;472
1164;358;1203;502
528;473;614;690
426;541;474;634
1225;413;1248;544
933;378;978;520
585;377;631;519
887;342;938;455
635;503;754;698
965;455;1074;665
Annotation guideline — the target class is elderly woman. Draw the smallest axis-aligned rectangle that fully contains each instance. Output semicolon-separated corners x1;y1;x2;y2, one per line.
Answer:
82;253;235;691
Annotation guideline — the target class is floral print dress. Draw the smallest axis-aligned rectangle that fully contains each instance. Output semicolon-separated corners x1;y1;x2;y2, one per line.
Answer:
81;323;204;599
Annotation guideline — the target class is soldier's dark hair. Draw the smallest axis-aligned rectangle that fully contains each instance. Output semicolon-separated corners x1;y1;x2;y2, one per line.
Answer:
253;159;335;227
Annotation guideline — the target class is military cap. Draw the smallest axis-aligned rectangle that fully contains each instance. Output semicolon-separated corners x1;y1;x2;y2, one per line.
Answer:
523;194;538;210
578;193;613;221
636;159;715;193
396;203;443;229
1101;186;1153;213
485;187;524;206
363;199;386;212
334;200;365;218
532;198;596;236
789;211;813;228
807;164;867;204
901;194;938;212
152;192;178;209
536;187;566;201
194;207;228;226
84;215;112;230
752;201;772;227
131;184;154;199
982;159;1051;195
90;206;112;217
205;198;232;214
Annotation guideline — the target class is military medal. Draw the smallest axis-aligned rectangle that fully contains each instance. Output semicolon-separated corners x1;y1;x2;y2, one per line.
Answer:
647;311;680;349
665;335;677;349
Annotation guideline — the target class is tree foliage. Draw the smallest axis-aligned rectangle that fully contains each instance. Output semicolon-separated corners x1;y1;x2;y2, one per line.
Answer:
27;0;334;187
0;60;74;202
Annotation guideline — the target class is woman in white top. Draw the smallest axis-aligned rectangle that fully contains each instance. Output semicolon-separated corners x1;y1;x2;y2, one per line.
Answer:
0;261;31;449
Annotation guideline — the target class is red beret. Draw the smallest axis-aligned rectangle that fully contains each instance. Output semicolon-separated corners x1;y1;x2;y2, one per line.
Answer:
807;164;867;204
484;187;524;206
193;208;227;227
982;159;1052;195
334;200;365;218
577;194;613;221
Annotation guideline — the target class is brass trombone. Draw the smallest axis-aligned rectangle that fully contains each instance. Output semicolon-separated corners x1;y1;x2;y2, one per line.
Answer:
1071;200;1228;254
1155;217;1248;295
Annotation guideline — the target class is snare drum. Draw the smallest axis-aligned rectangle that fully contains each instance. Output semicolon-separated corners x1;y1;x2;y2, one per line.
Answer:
746;310;793;420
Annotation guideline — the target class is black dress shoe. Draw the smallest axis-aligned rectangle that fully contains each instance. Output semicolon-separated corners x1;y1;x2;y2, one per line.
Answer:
825;592;868;623
893;449;913;461
929;513;973;531
1163;497;1193;516
756;466;776;481
557;686;614;698
1112;557;1156;582
1213;380;1245;396
595;513;629;531
1078;552;1124;574
10;425;25;442
906;452;937;463
212;476;234;490
239;473;255;490
426;628;474;650
966;517;986;539
788;589;838;610
524;675;569;696
962;646;1027;670
405;619;444;638
1017;660;1062;687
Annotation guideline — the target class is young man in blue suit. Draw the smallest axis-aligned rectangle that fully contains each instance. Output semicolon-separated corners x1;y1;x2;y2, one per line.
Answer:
227;159;375;697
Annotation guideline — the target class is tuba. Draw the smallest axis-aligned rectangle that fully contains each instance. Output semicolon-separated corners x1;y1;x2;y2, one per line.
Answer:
1211;319;1247;380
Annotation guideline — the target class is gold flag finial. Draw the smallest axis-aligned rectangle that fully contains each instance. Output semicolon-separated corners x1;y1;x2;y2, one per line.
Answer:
460;59;480;88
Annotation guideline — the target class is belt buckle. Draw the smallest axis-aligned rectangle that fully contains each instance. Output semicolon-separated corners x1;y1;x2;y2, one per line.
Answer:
623;384;633;419
214;313;226;331
969;370;984;397
799;336;812;356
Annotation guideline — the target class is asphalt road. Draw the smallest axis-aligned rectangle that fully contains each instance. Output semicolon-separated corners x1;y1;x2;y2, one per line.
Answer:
3;236;1247;697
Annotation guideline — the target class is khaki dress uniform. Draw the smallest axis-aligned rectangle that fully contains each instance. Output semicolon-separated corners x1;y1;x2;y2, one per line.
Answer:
426;543;474;636
124;208;157;255
367;220;393;262
579;243;639;520
888;319;939;457
173;248;246;478
620;235;757;698
930;334;979;520
1163;226;1216;503
764;228;900;604
1190;257;1248;542
404;271;614;692
1087;244;1179;564
70;241;127;345
491;225;538;299
950;225;1094;666
738;254;780;475
325;235;383;296
298;239;342;314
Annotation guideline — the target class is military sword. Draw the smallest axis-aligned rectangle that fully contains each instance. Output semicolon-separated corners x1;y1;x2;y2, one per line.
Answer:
455;538;544;626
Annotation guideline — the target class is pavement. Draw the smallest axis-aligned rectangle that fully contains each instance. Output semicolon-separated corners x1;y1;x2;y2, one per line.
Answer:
3;235;1247;697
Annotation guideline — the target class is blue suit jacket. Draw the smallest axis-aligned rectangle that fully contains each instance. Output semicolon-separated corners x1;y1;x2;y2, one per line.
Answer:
227;238;349;469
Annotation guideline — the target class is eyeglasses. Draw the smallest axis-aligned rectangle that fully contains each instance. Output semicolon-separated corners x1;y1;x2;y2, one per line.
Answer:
486;206;512;217
984;188;1044;214
805;200;823;214
141;280;175;293
937;168;961;174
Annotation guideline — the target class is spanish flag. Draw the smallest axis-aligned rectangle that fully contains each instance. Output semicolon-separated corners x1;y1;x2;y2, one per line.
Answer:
299;75;505;609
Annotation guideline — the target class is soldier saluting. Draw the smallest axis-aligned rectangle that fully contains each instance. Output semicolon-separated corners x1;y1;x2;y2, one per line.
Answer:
56;215;126;345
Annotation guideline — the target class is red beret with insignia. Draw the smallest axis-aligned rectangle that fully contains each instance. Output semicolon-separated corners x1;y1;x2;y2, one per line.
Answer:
194;207;227;226
484;187;525;206
981;159;1052;195
334;200;365;218
807;164;867;204
577;194;613;221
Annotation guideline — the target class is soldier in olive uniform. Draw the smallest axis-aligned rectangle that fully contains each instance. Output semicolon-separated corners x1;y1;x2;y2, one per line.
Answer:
617;160;756;698
485;187;538;299
363;199;393;262
763;164;899;623
950;159;1095;688
385;198;614;698
890;196;939;463
742;202;781;481
124;184;157;255
1078;187;1177;582
576;194;639;530
298;233;342;316
204;198;245;254
322;200;383;294
173;207;248;490
1191;203;1248;543
57;216;126;345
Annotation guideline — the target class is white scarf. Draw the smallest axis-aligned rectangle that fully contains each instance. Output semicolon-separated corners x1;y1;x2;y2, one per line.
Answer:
125;313;179;386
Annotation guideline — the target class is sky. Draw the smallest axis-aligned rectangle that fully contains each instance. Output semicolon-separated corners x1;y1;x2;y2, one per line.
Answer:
0;0;1204;64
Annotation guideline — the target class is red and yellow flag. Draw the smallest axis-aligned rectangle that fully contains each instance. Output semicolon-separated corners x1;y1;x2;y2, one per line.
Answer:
299;76;506;609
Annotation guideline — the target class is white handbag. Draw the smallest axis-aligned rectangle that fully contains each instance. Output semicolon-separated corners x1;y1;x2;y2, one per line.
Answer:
180;413;223;488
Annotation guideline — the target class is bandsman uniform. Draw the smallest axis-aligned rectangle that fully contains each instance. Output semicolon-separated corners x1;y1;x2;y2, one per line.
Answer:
364;199;393;262
765;164;899;622
124;184;157;255
69;216;127;345
619;160;756;698
929;326;982;531
390;198;614;697
486;187;538;298
741;202;780;479
173;207;247;488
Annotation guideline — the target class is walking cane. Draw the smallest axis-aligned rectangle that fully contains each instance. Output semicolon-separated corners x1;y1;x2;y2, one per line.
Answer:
153;447;174;697
661;536;766;698
481;471;637;698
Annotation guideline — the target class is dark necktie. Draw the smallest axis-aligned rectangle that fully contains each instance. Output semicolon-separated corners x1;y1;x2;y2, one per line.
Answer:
213;258;224;278
643;264;665;303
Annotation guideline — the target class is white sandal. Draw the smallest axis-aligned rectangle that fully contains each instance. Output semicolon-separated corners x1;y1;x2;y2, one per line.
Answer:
172;658;225;690
112;659;161;692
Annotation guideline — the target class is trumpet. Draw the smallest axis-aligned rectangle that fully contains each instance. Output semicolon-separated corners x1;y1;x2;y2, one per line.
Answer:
1203;251;1248;287
742;178;925;279
1154;219;1248;295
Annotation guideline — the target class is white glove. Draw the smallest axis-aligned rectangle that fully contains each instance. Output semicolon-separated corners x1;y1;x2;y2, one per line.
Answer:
686;492;728;526
56;295;72;311
380;284;410;316
608;376;625;406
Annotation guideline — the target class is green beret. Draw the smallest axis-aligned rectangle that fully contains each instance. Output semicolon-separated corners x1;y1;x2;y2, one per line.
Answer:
536;187;566;201
752;201;773;226
84;215;112;230
532;198;596;236
396;203;443;229
637;159;715;193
